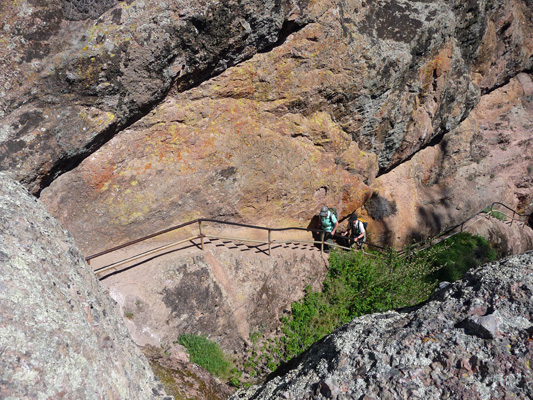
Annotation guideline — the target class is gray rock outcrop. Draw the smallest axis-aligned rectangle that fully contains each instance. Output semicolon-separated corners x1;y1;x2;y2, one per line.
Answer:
0;0;309;194
232;251;533;399
0;172;168;399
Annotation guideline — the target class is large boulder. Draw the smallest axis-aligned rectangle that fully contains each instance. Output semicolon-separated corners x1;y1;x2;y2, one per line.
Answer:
0;172;168;399
232;251;533;399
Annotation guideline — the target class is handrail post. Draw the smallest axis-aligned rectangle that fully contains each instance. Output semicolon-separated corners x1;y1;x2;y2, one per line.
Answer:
268;230;272;256
320;231;325;253
199;220;204;251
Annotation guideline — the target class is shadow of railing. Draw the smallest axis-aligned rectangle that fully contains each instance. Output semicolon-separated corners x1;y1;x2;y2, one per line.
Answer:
398;202;530;255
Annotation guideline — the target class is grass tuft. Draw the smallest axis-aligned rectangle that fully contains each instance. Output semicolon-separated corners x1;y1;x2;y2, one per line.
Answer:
176;334;235;380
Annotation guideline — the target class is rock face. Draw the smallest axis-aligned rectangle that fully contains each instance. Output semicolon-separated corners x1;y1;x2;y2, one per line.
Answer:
232;251;533;400
0;0;309;193
0;172;168;399
93;239;328;353
369;72;533;249
28;0;532;254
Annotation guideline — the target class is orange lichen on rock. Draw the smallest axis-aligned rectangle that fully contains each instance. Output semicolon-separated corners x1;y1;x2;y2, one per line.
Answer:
85;162;116;193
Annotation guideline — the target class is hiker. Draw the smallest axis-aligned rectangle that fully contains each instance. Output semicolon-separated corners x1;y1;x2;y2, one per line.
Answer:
343;213;366;249
319;206;339;245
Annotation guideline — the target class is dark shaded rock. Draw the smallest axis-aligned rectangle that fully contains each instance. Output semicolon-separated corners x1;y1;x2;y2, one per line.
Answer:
366;193;397;220
460;314;500;339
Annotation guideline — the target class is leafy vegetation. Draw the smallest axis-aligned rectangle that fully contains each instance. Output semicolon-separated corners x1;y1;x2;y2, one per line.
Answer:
183;231;497;386
491;210;507;221
279;248;442;360
242;331;284;380
242;232;497;377
430;232;497;282
482;206;508;221
176;334;236;381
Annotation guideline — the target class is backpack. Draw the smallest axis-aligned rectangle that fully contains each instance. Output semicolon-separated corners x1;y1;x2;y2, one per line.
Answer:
328;208;338;221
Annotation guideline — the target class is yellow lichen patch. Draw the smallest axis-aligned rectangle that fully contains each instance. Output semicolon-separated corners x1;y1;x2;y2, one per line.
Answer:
106;191;155;226
418;42;453;96
79;108;116;129
306;111;352;154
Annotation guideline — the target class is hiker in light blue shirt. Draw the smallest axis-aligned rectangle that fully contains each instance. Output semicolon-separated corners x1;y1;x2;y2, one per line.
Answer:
319;206;338;243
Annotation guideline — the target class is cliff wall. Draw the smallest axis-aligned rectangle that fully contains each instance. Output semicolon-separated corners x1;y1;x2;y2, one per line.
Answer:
0;0;531;254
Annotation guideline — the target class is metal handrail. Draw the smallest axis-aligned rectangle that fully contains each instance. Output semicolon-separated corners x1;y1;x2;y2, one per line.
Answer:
86;219;198;261
397;202;529;255
86;202;530;275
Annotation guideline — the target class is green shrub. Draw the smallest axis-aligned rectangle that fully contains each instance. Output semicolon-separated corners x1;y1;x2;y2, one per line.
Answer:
491;211;507;221
482;207;507;221
280;248;441;360
430;232;497;282
244;233;497;378
176;334;235;380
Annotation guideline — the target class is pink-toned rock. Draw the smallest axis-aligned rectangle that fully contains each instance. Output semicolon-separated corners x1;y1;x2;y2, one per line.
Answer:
4;0;533;253
0;0;311;193
369;73;533;250
93;239;328;352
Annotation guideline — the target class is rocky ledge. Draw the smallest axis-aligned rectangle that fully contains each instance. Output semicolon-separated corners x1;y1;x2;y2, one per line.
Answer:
232;252;533;400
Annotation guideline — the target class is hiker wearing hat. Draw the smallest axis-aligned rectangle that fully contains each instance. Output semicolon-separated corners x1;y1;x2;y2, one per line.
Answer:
343;213;367;249
319;206;338;245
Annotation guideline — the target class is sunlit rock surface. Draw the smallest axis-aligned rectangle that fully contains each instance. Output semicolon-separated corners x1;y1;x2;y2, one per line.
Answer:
0;172;168;399
29;0;532;253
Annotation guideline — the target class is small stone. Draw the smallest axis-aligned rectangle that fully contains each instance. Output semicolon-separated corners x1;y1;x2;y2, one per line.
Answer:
462;314;499;339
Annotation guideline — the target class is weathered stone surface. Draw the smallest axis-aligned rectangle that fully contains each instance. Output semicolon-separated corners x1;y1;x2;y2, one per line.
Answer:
93;239;328;355
0;172;168;399
34;0;533;254
0;0;310;193
232;251;533;400
142;345;236;400
370;72;533;250
40;90;372;254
